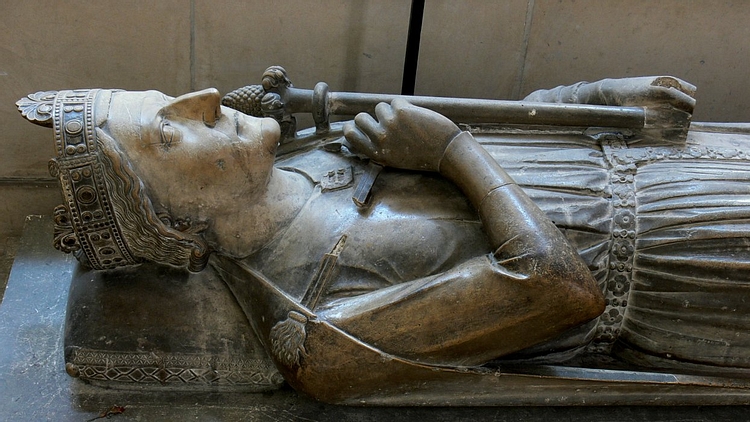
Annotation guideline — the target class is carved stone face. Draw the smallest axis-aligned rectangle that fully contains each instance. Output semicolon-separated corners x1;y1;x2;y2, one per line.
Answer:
102;88;281;219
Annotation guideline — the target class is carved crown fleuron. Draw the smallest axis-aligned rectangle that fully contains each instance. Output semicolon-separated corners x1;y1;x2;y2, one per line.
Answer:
16;91;58;128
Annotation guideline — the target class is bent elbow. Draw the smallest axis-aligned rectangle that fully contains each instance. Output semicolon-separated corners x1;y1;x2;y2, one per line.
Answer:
565;269;606;324
551;258;605;326
519;239;606;325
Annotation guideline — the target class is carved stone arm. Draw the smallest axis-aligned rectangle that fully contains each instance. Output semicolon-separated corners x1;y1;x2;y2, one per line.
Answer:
523;77;696;138
523;77;696;111
328;119;605;366
438;130;605;329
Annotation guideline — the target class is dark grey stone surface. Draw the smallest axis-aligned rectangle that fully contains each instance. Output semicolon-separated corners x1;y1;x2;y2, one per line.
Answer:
2;216;750;420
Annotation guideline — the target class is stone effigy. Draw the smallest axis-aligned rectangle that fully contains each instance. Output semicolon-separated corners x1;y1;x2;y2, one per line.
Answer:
16;66;750;405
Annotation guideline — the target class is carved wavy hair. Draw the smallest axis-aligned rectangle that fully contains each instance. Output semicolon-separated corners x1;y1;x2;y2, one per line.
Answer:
95;128;210;272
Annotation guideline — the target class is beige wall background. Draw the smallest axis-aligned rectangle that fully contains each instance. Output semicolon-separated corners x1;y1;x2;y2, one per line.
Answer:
1;0;749;243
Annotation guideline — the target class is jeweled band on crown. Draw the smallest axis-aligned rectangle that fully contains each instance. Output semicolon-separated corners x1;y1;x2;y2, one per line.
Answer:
21;89;138;270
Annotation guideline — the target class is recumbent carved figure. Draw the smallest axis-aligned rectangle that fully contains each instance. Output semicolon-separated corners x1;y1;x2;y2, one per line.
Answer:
17;67;750;404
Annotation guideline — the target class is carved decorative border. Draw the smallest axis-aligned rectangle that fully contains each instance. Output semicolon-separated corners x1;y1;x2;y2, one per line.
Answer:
67;348;284;388
588;135;636;354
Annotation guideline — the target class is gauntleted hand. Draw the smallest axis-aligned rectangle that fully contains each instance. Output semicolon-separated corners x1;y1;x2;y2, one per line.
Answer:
524;76;696;113
343;98;461;172
597;76;696;113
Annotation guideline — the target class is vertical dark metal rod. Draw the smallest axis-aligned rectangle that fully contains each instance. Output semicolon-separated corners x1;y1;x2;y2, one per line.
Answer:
401;0;426;95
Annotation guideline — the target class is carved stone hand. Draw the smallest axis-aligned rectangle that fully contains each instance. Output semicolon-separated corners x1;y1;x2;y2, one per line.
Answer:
343;98;460;172
525;76;696;111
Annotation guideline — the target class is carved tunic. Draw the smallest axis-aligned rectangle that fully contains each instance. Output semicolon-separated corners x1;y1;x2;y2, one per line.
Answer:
479;128;750;370
243;126;750;371
619;132;750;370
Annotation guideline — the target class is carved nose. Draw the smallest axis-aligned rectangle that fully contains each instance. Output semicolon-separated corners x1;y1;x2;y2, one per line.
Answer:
159;88;222;127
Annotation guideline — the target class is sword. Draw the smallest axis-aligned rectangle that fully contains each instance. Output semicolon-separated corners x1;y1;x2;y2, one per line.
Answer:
222;66;672;139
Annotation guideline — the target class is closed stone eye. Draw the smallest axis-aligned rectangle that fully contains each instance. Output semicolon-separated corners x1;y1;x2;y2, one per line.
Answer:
160;121;182;149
